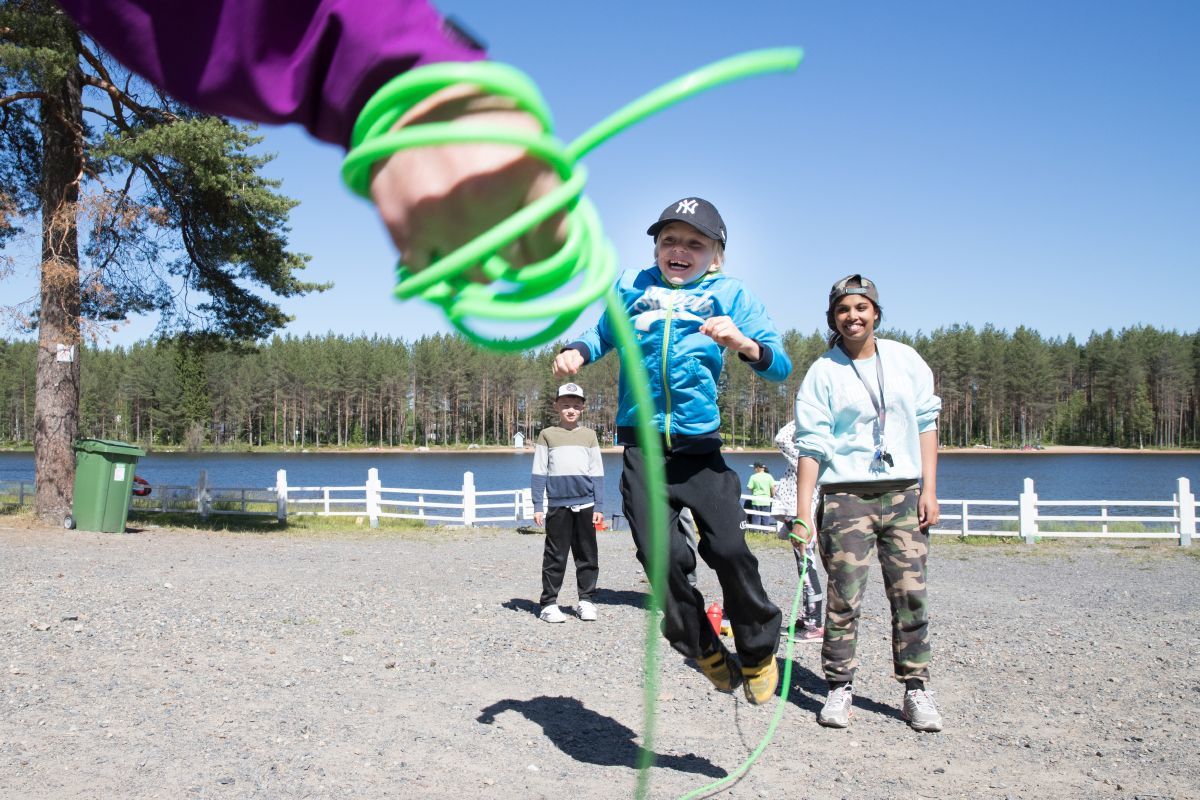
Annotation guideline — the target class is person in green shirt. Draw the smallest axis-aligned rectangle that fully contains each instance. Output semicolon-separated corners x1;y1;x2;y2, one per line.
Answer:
746;462;776;529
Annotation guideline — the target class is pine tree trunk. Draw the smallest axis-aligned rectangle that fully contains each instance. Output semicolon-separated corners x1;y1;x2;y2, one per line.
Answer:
34;61;85;525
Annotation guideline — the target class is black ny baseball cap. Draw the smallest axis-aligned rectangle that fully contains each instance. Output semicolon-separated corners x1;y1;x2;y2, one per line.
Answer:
646;197;727;245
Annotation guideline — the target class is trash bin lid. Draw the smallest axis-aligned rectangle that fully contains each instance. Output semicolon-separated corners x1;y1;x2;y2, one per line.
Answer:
74;438;146;457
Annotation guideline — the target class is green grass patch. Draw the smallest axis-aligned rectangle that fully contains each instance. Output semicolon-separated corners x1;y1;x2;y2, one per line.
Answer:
127;508;439;538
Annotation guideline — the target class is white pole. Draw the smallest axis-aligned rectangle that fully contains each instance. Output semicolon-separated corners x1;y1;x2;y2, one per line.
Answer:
1178;477;1195;546
198;469;210;520
960;501;969;538
462;471;476;527
275;469;288;523
366;468;381;529
1019;478;1038;544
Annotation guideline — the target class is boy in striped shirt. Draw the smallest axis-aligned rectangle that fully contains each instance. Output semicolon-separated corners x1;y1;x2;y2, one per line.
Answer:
531;383;606;623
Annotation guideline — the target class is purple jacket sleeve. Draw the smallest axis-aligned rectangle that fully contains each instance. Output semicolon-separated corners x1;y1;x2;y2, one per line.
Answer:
55;0;486;147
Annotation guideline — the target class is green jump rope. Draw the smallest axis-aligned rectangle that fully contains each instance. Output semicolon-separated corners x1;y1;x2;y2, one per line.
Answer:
343;48;805;800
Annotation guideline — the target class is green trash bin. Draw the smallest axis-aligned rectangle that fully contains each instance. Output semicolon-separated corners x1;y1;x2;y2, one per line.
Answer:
70;439;146;532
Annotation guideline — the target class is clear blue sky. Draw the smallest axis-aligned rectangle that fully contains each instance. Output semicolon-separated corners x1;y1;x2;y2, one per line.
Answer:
7;0;1199;346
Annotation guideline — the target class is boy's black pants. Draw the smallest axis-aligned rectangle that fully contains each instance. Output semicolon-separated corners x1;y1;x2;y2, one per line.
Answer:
620;446;782;663
540;506;599;606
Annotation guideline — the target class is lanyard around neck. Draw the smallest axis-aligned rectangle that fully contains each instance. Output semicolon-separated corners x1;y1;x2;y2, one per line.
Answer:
838;339;886;438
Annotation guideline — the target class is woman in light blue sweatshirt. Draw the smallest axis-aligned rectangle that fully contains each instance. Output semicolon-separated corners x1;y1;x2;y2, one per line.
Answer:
787;274;945;733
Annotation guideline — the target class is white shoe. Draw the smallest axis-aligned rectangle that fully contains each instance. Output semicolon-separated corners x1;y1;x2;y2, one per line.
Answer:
578;600;597;621
818;684;853;728
539;604;567;623
902;688;943;732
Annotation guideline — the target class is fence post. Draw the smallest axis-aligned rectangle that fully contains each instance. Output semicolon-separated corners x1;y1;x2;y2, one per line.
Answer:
462;471;476;527
276;469;288;523
366;468;381;528
1100;506;1108;535
960;501;969;539
197;469;211;520
1019;478;1038;544
418;495;425;520
1178;477;1195;546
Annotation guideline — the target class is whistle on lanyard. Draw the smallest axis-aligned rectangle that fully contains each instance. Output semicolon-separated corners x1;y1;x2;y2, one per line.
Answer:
873;438;894;469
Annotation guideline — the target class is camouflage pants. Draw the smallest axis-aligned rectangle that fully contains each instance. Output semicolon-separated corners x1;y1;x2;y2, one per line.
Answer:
818;485;930;683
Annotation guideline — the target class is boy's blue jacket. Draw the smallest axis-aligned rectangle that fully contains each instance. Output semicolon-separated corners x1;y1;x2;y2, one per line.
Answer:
567;266;791;453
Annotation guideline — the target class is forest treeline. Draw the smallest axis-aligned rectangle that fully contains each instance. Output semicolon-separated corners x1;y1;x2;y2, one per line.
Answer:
1;324;1197;450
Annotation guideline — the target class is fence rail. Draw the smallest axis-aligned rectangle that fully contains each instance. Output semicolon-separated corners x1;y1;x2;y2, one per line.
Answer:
737;477;1197;546
0;479;34;510
4;472;1196;544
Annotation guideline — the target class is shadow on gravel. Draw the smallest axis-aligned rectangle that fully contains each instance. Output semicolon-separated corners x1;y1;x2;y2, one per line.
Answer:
778;657;825;713
502;598;541;616
502;590;650;618
591;587;649;609
849;691;905;723
777;656;905;722
477;696;726;777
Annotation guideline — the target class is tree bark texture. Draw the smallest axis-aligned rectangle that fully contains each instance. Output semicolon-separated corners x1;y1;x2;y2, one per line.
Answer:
34;61;84;524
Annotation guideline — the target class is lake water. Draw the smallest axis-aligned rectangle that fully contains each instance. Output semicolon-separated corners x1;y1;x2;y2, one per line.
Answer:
2;450;1197;517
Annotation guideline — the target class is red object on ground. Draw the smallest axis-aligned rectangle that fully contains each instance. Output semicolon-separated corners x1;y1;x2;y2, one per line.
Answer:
131;475;152;497
706;602;723;637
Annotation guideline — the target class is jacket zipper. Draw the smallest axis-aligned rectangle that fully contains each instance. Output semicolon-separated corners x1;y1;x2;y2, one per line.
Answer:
661;285;677;450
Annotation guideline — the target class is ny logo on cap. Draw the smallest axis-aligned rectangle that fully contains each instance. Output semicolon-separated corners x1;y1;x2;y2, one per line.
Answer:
675;199;698;215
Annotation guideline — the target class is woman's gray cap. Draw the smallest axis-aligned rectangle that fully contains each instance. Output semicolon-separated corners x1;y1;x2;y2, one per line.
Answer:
829;274;879;308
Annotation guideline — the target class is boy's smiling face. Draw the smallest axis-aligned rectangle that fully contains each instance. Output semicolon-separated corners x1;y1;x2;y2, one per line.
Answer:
655;221;719;286
554;395;585;427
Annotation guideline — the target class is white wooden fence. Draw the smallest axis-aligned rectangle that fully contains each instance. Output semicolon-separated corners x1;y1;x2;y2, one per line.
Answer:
6;472;1196;544
739;477;1197;546
278;468;531;527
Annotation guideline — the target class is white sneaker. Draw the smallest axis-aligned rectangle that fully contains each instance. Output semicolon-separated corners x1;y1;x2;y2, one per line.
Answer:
539;604;567;623
818;684;853;728
902;688;943;732
578;600;598;621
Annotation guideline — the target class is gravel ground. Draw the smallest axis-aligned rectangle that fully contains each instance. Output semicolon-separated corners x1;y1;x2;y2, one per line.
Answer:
2;518;1198;800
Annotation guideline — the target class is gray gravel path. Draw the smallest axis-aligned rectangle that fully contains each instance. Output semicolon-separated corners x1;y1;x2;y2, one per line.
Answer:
2;520;1197;799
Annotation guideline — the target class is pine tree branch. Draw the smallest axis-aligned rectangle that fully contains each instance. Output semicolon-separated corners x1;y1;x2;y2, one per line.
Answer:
78;43;179;127
0;91;45;107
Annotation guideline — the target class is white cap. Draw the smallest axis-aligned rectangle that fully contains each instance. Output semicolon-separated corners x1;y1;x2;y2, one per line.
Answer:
557;383;585;400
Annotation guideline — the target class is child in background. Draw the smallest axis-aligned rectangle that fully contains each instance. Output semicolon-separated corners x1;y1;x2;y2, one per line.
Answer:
553;197;792;704
531;383;605;623
771;420;825;642
746;462;776;529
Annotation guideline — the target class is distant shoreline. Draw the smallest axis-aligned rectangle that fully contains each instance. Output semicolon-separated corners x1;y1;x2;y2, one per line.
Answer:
4;444;1197;456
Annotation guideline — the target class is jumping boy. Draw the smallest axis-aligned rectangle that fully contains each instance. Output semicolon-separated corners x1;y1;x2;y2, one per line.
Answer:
531;383;606;623
553;197;792;704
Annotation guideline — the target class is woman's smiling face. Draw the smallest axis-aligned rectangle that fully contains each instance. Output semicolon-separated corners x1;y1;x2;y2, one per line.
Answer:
654;221;719;285
833;294;879;344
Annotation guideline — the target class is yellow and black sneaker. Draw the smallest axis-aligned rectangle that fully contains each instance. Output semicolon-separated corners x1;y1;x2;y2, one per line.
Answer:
740;655;779;705
696;646;743;693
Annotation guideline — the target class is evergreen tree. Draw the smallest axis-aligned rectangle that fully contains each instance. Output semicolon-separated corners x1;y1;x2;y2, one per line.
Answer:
1;2;324;521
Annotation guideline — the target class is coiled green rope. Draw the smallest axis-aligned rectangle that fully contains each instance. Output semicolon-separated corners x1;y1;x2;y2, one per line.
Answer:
342;48;803;799
676;527;810;800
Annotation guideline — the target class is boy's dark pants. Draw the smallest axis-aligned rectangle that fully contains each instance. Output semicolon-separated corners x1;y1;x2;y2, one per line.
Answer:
540;506;599;606
621;447;782;663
